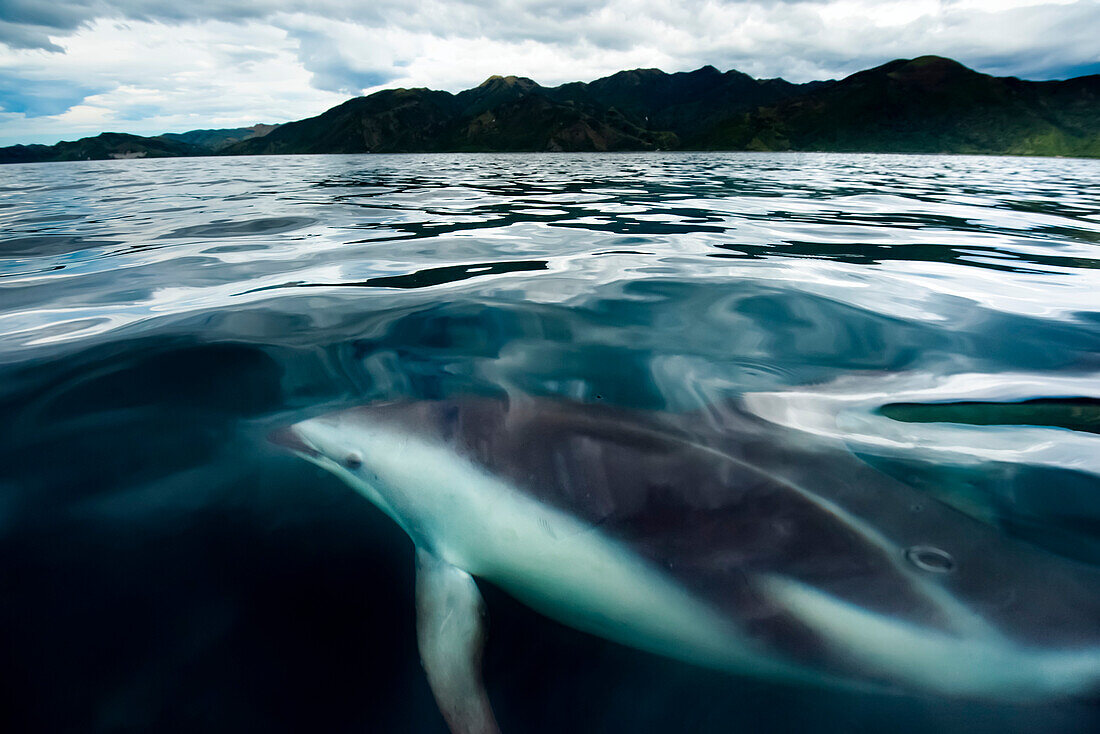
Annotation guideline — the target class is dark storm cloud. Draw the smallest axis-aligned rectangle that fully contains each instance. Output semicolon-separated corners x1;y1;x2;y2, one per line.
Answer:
287;26;398;95
0;19;64;51
0;0;398;45
0;0;97;30
1;0;1095;84
0;0;720;51
0;0;269;30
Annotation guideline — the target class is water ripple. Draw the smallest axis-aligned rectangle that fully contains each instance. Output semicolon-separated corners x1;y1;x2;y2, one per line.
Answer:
2;152;1100;733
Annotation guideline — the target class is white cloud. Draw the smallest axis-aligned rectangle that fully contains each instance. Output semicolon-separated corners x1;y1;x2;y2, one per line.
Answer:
0;0;1097;145
0;18;345;143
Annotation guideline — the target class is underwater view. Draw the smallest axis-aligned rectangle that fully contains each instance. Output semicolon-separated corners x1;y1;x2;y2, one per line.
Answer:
2;151;1099;733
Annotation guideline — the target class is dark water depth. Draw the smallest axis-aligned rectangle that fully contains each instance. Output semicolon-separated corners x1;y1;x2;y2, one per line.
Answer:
1;152;1100;733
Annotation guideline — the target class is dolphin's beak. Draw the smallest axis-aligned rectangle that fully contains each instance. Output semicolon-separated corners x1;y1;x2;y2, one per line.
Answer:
268;424;321;458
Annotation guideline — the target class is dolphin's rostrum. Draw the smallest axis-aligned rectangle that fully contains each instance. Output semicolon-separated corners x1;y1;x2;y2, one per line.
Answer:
272;396;1100;733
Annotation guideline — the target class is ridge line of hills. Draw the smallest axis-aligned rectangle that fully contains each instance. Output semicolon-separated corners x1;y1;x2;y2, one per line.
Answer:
4;55;1099;164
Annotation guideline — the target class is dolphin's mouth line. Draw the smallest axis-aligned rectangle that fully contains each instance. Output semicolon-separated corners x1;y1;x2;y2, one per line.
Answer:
268;425;321;458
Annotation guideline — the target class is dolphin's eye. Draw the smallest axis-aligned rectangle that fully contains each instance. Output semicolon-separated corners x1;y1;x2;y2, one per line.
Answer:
343;452;363;469
905;545;955;573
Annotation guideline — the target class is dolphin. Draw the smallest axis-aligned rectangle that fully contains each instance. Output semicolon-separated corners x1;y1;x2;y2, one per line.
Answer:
271;395;1100;734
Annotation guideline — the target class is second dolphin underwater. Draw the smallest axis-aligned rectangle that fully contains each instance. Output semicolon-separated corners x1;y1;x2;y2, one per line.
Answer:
271;395;1100;734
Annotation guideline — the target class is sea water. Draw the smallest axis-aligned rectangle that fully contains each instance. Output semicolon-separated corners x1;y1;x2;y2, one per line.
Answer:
1;152;1098;732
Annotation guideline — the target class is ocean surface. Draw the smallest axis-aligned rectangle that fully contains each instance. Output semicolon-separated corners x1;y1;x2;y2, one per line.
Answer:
1;152;1099;733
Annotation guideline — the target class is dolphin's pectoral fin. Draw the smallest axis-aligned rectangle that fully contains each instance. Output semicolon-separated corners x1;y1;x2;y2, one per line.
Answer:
415;548;500;734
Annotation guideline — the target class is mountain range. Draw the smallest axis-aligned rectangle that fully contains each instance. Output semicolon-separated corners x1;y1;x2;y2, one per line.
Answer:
3;56;1098;163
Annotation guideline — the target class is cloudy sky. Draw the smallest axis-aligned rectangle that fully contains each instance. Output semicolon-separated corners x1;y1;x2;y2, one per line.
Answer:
1;0;1098;145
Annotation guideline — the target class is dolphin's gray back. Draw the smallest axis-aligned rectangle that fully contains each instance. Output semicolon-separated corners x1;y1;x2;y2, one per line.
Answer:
344;397;1100;664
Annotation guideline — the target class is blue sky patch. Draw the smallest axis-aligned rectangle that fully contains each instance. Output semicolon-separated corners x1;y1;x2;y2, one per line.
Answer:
0;71;102;117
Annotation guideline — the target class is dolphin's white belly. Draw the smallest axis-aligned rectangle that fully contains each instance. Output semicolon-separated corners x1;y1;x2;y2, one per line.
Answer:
355;432;800;679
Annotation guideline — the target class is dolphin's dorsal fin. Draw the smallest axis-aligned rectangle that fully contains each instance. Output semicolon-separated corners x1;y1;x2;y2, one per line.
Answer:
415;548;500;734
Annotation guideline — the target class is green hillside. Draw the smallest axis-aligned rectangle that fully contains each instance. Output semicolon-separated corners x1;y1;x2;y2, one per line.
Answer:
4;56;1099;163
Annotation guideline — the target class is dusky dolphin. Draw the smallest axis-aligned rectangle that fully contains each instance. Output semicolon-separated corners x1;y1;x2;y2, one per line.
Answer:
271;395;1100;734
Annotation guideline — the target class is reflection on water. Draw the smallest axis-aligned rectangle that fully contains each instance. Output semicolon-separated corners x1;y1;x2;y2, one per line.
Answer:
880;398;1100;435
1;152;1099;733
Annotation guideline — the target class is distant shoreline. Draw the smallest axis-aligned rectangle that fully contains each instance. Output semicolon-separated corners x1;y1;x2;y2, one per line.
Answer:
4;150;1098;168
5;55;1099;164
